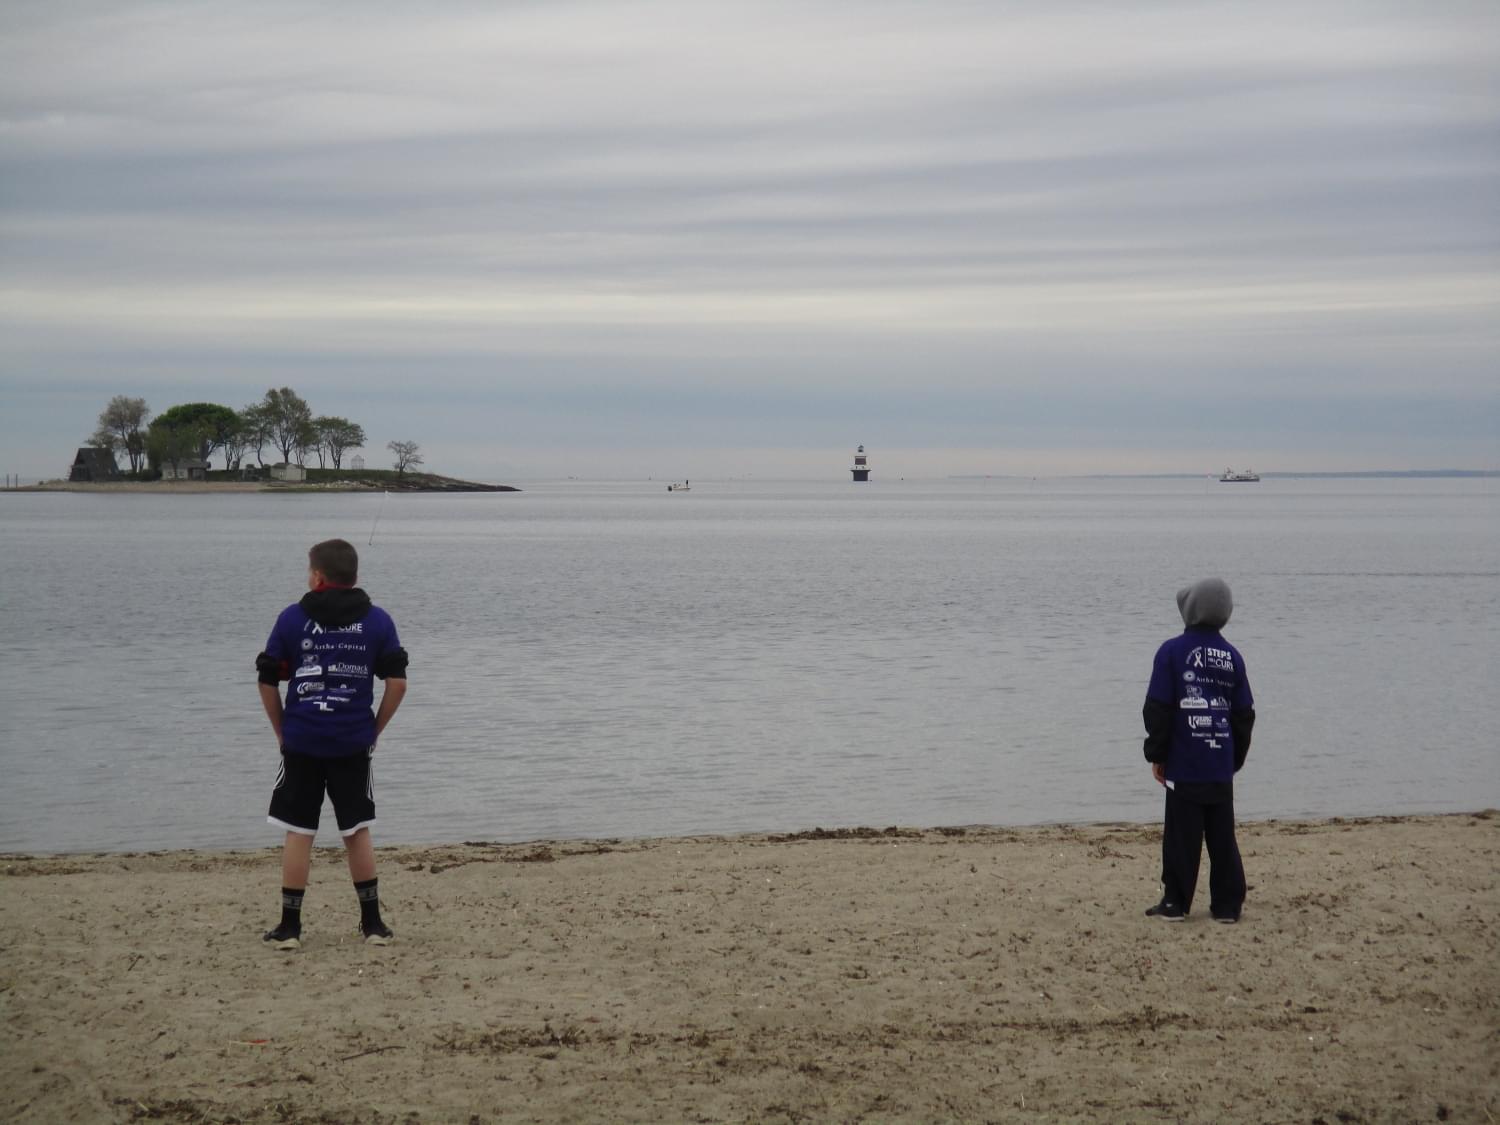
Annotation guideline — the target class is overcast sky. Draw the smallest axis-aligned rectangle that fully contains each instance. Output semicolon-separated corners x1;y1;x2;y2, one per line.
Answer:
2;1;1496;480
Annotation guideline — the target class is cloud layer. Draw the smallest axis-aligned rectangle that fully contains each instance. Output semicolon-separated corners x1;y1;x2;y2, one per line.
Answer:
2;1;1497;477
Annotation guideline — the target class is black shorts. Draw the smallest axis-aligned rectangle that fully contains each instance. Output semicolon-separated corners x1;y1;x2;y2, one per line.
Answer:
267;749;376;837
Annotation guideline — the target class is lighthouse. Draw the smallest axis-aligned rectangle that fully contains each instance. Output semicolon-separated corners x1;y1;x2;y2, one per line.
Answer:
851;444;870;482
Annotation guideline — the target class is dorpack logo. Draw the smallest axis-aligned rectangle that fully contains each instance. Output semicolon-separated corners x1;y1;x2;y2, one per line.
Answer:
327;662;369;676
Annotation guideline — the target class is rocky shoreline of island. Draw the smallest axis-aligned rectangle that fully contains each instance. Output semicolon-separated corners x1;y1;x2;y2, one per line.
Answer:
11;473;519;494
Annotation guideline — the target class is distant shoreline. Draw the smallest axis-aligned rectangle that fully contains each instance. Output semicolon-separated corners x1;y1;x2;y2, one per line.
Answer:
950;469;1500;480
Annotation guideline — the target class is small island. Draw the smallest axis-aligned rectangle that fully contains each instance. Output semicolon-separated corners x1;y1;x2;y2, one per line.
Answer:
17;389;520;493
22;468;518;493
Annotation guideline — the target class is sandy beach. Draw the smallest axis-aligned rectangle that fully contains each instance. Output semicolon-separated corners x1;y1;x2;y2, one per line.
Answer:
2;814;1495;1123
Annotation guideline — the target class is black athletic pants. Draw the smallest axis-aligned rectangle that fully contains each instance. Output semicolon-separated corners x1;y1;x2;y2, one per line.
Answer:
1161;785;1245;917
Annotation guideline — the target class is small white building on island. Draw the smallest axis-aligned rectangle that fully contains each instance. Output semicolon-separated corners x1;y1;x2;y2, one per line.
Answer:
161;459;210;481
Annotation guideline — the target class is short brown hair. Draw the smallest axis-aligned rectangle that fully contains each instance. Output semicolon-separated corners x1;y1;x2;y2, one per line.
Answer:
308;538;359;586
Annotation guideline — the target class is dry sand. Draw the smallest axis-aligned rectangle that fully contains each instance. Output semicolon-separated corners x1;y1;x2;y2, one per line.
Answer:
2;815;1496;1123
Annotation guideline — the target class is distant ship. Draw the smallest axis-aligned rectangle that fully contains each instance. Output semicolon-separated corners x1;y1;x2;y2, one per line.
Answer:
667;480;690;491
851;445;870;482
1220;468;1261;482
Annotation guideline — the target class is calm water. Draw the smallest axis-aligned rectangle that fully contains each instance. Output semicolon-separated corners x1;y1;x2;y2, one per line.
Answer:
1;478;1496;853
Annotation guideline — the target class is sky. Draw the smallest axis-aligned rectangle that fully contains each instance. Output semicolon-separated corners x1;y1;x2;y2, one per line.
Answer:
2;1;1497;482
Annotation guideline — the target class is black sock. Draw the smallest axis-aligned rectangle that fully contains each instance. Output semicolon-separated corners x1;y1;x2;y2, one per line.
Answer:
354;877;383;928
280;887;304;932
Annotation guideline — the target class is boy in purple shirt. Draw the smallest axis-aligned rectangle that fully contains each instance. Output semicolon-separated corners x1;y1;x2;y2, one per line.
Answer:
1141;577;1256;922
255;538;408;949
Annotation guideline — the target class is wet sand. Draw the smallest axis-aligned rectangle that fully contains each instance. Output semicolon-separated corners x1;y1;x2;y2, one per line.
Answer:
2;814;1496;1123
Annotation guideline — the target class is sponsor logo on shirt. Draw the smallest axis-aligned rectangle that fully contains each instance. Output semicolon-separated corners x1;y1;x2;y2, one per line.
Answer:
1187;715;1215;730
294;663;323;678
296;681;325;695
1188;646;1235;672
333;623;363;634
1183;671;1196;683
1210;696;1229;709
327;662;369;676
1180;686;1209;710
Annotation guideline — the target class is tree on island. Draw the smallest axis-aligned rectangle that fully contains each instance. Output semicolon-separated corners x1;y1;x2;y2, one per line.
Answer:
89;395;151;475
387;440;423;477
313;416;366;470
256;387;316;466
219;416;250;472
146;419;205;477
238;402;272;467
148;403;240;468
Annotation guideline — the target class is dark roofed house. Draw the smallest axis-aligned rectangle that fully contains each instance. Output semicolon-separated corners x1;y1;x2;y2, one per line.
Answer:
69;447;121;482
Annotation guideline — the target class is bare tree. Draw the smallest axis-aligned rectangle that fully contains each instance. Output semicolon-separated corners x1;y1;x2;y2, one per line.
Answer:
387;439;423;477
91;395;151;474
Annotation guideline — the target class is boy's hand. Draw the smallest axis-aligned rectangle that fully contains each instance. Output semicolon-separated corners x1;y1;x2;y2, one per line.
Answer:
1151;762;1166;786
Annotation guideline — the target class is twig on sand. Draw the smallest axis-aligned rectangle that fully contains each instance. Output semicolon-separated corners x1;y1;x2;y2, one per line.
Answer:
339;1045;403;1062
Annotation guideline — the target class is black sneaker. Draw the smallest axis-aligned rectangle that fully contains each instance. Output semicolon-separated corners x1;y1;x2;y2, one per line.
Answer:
1144;901;1187;921
263;924;302;950
1212;912;1241;925
361;921;394;946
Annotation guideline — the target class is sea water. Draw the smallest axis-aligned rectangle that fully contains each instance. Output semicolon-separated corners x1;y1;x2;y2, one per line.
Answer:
0;478;1496;853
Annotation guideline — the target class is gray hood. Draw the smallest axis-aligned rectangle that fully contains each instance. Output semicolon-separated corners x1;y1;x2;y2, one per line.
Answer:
1177;578;1233;630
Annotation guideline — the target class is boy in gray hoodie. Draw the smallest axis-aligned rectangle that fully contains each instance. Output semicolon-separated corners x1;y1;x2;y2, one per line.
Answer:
1141;578;1256;922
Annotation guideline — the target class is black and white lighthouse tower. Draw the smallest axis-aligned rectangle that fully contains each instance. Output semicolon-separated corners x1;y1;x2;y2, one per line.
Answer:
851;444;870;482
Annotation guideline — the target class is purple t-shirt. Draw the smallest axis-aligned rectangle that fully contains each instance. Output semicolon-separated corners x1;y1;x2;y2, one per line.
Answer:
1146;630;1254;784
265;603;402;757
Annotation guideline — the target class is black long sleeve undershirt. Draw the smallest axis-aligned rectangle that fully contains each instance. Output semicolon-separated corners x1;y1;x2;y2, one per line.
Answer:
1143;699;1255;773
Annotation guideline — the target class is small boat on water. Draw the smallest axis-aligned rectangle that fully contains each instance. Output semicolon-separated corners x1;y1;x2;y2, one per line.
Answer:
1220;468;1261;482
667;480;690;491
